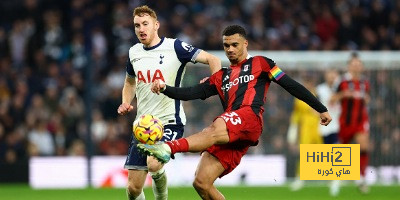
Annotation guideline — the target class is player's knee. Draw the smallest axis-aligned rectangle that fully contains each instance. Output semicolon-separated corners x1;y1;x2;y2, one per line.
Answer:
200;126;217;142
204;123;227;143
147;156;163;172
208;127;219;139
147;161;162;173
193;177;209;192
203;123;217;133
127;182;143;197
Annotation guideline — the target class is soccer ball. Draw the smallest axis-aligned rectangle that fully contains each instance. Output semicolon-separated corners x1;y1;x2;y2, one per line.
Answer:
133;114;164;145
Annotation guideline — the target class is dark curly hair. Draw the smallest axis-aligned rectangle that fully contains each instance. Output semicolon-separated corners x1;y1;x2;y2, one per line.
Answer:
222;25;247;39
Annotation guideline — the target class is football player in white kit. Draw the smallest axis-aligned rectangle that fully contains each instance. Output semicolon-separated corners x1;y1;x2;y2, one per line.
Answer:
316;69;341;196
316;69;340;145
117;5;221;200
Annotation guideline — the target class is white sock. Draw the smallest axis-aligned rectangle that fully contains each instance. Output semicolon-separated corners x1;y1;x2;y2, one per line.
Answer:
150;167;165;178
127;189;145;200
290;177;304;191
329;180;340;196
151;168;168;200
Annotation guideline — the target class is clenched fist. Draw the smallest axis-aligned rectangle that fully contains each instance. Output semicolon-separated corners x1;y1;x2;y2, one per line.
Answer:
117;103;134;115
319;112;332;126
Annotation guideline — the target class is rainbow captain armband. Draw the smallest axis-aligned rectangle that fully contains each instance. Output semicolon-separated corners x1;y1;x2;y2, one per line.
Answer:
268;66;285;81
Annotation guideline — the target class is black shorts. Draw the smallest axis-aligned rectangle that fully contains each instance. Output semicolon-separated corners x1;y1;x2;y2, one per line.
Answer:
124;124;184;170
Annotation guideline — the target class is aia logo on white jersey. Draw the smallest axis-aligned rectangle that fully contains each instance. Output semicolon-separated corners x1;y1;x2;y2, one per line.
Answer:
181;42;194;52
137;69;165;83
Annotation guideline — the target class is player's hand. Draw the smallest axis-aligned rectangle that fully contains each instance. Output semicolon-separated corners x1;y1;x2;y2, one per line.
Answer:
320;111;332;126
151;79;166;95
199;77;210;83
117;103;134;115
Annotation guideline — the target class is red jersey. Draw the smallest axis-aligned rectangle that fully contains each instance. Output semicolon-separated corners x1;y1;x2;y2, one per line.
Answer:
336;73;370;127
208;56;281;117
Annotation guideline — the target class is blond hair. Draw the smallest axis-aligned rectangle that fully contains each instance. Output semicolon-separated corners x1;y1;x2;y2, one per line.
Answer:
133;5;157;20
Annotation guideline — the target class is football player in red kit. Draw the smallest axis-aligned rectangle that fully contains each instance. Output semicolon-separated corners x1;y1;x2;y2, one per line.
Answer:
139;25;332;200
332;53;370;194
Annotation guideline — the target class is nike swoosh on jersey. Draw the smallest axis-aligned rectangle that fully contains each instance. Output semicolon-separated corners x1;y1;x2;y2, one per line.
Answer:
133;58;141;62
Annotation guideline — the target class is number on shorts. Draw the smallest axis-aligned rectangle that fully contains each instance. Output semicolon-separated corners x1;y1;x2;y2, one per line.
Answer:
163;128;177;140
222;112;242;125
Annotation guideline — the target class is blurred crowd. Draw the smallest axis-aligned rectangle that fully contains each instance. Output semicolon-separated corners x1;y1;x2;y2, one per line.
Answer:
0;0;400;168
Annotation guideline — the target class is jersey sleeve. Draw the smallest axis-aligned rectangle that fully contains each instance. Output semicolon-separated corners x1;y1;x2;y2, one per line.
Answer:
126;59;135;78
275;74;328;113
162;80;218;101
208;70;224;87
166;69;221;101
257;56;286;82
174;39;201;64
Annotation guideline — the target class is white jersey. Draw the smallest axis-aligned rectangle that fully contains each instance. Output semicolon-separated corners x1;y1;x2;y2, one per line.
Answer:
126;37;201;125
316;83;340;136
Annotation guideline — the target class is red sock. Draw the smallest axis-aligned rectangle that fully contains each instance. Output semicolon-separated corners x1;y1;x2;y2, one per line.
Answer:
360;152;369;177
166;138;189;155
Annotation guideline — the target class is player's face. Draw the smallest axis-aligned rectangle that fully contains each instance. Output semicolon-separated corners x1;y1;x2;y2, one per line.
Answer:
348;58;364;75
133;14;159;46
324;70;338;85
223;34;248;64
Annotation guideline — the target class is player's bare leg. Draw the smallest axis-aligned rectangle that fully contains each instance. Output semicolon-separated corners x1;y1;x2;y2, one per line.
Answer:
127;170;147;200
147;156;168;200
137;118;229;163
186;118;230;151
193;152;226;200
355;132;369;194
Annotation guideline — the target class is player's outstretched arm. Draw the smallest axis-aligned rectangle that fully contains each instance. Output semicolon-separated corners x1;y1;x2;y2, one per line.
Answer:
274;74;331;125
195;50;221;74
151;79;217;101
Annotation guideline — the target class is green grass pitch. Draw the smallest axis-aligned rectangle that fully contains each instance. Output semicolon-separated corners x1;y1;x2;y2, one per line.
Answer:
0;184;398;200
